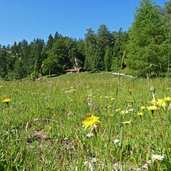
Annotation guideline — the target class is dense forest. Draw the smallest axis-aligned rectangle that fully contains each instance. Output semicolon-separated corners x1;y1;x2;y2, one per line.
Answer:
0;0;171;80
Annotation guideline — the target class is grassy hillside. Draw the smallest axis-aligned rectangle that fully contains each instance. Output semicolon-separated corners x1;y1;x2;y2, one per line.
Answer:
0;73;171;170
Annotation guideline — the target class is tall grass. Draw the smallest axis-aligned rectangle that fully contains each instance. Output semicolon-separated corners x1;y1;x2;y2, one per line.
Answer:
0;73;171;170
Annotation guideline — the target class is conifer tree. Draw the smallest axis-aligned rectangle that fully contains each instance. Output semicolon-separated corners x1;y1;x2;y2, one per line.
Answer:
126;0;168;76
84;28;97;71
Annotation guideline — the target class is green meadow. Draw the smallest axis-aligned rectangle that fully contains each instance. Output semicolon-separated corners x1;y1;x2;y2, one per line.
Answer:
0;73;171;170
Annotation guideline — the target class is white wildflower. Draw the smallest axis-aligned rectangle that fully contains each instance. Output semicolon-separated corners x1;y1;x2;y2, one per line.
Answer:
142;160;152;169
84;157;97;171
113;139;120;144
115;109;120;112
86;133;94;138
152;154;164;161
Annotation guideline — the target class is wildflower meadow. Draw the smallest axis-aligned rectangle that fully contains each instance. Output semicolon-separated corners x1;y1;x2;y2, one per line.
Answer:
0;72;171;170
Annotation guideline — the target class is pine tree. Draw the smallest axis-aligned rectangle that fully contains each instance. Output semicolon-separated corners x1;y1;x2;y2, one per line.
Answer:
84;28;97;71
96;25;114;70
104;47;113;71
0;46;8;79
112;29;128;71
164;0;171;32
163;0;171;75
126;0;168;76
46;34;54;50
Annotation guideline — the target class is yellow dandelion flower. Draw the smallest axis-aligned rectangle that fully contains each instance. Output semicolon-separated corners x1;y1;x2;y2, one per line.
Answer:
110;97;115;101
137;112;144;116
156;99;167;108
151;99;167;108
2;97;12;103
120;110;126;115
99;96;103;99
147;105;157;111
164;96;171;102
0;85;3;88
140;106;146;110
151;99;156;105
122;121;131;125
82;115;100;130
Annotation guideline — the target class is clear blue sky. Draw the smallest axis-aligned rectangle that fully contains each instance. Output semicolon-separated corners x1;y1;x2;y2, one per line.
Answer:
0;0;166;46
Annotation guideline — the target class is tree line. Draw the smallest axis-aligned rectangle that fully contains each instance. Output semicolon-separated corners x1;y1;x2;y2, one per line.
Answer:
0;0;171;80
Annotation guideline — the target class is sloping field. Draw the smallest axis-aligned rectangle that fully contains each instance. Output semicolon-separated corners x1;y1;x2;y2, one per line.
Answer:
0;73;171;170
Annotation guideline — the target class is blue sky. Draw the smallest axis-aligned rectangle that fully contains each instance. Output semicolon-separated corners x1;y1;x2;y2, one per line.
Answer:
0;0;167;46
